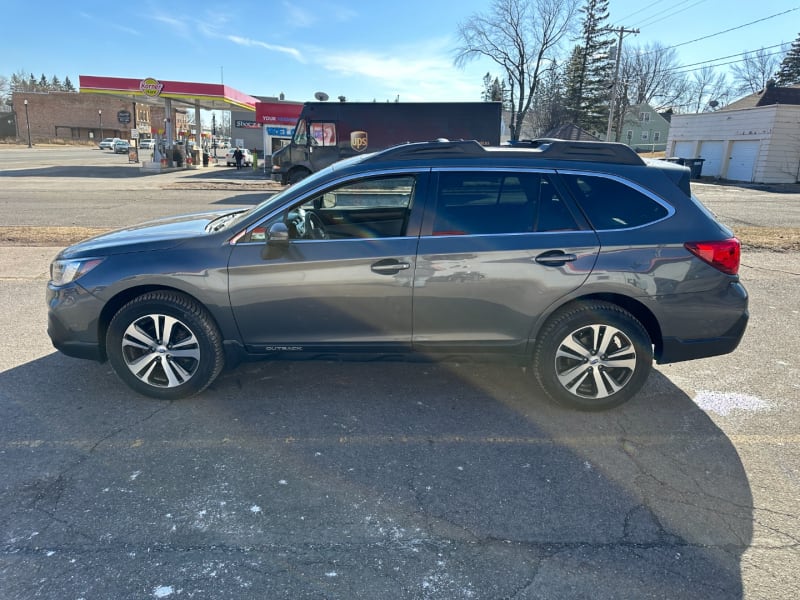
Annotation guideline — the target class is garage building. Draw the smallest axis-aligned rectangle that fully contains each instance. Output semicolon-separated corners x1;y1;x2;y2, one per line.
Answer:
666;84;800;184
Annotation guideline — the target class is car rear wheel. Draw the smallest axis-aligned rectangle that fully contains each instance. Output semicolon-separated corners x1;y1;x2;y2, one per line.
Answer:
532;301;653;410
106;291;224;400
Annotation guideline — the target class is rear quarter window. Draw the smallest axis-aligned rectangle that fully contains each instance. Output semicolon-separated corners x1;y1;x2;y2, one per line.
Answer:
560;173;669;230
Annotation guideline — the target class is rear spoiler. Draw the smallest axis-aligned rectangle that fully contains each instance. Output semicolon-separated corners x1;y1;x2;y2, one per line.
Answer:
646;159;692;196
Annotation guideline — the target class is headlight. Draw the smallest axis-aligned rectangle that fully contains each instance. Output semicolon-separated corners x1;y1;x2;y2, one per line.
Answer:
50;258;104;286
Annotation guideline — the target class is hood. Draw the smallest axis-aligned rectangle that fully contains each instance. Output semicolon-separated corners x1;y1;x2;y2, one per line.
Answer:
60;209;242;259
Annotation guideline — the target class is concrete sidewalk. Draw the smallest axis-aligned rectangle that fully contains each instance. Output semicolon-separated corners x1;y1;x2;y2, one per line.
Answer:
0;246;61;280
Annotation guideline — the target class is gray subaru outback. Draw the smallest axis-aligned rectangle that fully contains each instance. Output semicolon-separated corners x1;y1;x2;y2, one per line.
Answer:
47;139;748;410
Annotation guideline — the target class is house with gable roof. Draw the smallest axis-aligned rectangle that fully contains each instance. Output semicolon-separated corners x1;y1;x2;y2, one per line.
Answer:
620;102;671;153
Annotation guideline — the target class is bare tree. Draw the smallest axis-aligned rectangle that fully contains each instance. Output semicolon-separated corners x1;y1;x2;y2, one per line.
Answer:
454;0;580;141
731;47;782;94
683;67;732;113
0;75;9;106
619;42;688;110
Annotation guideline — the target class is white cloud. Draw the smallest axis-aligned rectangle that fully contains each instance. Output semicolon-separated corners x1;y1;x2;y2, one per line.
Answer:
312;38;485;101
226;35;305;63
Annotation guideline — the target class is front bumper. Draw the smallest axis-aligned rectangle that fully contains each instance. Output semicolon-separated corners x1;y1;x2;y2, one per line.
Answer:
46;283;105;362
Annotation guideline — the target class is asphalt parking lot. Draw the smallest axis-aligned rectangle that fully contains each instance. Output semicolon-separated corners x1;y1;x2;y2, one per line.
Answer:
1;146;799;599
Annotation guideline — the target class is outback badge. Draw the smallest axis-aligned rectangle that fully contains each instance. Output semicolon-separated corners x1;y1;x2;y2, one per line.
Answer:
350;131;368;152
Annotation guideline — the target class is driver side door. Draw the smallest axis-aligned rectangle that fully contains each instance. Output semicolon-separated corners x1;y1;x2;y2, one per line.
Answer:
227;172;427;354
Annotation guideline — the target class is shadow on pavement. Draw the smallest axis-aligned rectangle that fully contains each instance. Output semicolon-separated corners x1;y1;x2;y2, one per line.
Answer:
0;353;751;599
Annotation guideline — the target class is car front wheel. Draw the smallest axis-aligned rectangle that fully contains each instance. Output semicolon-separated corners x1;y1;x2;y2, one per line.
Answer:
532;301;653;410
106;291;224;400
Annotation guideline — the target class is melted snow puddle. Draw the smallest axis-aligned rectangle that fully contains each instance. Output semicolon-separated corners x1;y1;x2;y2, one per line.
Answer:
693;390;770;416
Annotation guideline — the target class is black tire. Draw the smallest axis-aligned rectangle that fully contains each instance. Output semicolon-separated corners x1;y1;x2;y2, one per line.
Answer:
288;168;310;185
106;291;224;400
532;301;652;410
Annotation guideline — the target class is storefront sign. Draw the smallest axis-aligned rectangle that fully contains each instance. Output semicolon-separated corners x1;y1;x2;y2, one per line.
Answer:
139;77;164;97
235;120;260;129
255;101;302;125
117;110;131;124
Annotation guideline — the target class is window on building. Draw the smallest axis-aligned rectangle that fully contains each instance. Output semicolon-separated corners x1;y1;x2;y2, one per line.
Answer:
653;131;661;142
641;131;650;141
626;130;633;141
639;112;651;122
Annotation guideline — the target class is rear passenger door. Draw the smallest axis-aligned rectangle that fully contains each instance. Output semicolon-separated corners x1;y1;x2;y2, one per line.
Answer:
412;170;600;353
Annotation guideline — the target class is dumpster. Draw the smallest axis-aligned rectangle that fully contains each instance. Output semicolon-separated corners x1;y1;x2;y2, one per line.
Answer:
661;157;705;179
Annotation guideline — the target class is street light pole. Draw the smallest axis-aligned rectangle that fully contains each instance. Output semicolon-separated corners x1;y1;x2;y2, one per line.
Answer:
98;109;103;140
23;99;32;148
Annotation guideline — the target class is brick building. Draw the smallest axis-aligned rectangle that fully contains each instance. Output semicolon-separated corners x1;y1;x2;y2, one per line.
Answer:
9;91;188;143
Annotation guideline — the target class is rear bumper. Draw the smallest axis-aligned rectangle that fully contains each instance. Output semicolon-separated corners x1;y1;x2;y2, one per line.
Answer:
657;310;749;364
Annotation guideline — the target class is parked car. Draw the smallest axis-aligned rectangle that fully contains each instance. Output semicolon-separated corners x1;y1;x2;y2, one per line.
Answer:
98;137;119;150
139;139;155;150
225;148;253;167
46;139;748;409
113;139;130;154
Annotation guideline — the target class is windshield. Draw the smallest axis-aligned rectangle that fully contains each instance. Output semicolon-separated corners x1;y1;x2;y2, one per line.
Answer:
292;119;308;145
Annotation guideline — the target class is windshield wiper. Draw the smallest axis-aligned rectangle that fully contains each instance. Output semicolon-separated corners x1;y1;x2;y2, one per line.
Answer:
207;210;247;232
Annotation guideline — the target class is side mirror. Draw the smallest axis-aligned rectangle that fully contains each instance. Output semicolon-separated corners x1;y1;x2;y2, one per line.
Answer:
268;222;289;245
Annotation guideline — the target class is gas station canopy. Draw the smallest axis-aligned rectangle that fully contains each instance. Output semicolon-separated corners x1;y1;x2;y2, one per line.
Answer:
79;75;258;111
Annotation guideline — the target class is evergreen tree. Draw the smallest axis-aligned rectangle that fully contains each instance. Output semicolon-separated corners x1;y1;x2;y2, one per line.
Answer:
562;0;614;133
481;72;509;107
50;75;61;91
775;32;800;85
562;46;585;124
38;73;49;90
63;76;76;92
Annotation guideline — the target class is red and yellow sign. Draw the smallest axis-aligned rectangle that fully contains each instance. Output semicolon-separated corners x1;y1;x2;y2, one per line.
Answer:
139;77;164;97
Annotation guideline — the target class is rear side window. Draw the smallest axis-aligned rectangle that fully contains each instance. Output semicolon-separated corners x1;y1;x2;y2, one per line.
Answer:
560;174;669;230
432;172;579;235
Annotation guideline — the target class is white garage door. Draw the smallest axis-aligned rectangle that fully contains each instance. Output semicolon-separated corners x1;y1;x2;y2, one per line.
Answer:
673;141;694;158
698;141;724;177
727;141;760;182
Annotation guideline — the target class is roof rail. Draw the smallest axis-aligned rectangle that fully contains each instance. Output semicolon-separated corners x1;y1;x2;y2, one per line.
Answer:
364;139;487;162
364;137;646;165
505;138;645;165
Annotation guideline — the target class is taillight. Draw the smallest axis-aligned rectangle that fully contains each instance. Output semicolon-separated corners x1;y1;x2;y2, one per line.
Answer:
685;238;741;275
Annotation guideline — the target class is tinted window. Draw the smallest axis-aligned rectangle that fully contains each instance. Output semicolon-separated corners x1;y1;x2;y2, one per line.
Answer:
560;174;669;230
432;172;578;235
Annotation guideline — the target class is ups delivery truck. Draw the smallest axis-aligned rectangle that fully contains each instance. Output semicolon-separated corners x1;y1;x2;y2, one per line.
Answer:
270;102;503;184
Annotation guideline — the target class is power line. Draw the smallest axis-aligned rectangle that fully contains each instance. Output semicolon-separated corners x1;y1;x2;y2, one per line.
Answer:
669;49;787;75
614;0;662;22
647;6;800;54
632;0;707;30
668;43;787;72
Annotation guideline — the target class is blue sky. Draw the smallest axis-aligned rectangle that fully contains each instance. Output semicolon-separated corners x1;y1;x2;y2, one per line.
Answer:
3;1;799;103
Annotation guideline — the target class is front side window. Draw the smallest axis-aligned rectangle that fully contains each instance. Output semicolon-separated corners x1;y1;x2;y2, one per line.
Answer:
560;174;669;230
252;174;417;242
432;172;579;235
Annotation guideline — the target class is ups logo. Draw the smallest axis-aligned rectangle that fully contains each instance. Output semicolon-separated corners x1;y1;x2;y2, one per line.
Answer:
350;131;368;152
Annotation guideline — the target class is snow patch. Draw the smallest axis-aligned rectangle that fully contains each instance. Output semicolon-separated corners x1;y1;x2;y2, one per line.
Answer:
693;390;770;416
153;586;174;598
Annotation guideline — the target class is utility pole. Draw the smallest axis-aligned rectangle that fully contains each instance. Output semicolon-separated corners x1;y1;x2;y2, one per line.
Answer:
606;25;639;142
